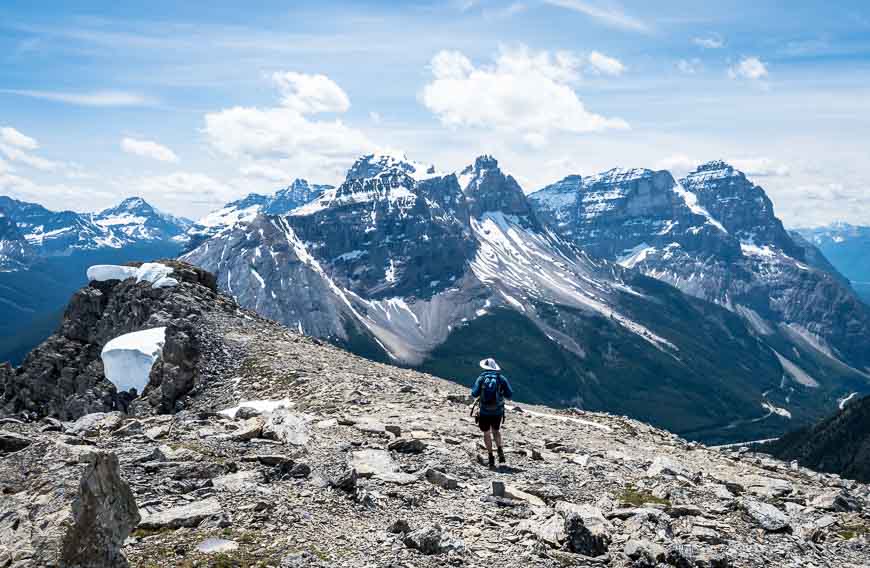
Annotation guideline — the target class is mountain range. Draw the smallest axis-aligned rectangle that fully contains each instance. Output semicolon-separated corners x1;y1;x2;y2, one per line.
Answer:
179;153;870;443
2;154;869;444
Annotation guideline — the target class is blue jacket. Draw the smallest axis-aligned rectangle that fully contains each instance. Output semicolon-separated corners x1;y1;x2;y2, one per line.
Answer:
471;371;513;416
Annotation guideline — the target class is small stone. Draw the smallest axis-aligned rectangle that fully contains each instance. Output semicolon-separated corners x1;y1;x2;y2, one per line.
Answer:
425;468;459;490
403;524;463;555
387;438;426;454
491;480;506;497
388;519;411;534
235;406;263;420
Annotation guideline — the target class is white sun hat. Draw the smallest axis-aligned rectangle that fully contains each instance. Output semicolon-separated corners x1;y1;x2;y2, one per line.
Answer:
479;358;501;371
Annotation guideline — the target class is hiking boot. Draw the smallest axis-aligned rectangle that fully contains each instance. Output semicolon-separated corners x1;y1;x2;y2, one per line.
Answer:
488;453;496;469
497;447;506;464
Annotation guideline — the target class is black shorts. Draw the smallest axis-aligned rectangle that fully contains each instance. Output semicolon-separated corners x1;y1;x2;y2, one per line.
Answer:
477;414;504;432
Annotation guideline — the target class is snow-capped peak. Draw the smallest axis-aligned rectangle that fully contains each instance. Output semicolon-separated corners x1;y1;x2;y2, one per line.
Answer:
345;151;439;183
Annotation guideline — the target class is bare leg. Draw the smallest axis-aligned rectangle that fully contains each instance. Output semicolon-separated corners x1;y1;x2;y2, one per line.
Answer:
483;430;493;453
493;430;503;449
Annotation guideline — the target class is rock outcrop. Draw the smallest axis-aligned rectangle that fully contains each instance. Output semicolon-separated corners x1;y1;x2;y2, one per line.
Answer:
0;436;139;567
0;260;228;419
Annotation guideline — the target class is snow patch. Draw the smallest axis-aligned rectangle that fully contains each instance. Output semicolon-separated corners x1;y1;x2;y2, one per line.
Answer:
101;327;166;393
218;398;293;419
838;392;858;410
617;243;656;269
761;401;792;419
87;262;178;288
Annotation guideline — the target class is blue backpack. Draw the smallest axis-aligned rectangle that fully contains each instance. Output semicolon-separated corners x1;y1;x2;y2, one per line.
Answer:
480;373;503;411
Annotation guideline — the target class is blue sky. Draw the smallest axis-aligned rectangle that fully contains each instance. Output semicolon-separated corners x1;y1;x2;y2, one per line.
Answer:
1;0;869;226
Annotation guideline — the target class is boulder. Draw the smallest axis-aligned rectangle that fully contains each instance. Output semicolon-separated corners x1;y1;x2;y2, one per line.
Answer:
809;490;860;512
262;409;310;446
425;468;459;490
138;497;222;530
647;456;691;478
403;525;464;555
740;498;790;532
387;438;427;454
0;430;32;454
624;539;666;566
564;512;610;556
0;440;140;567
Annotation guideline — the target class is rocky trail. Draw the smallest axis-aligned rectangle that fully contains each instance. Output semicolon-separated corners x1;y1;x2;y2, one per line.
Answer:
1;268;869;567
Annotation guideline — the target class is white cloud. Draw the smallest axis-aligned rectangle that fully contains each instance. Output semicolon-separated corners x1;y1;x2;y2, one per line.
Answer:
543;0;650;33
121;137;180;163
728;56;768;80
654;154;698;177
369;111;382;124
676;58;702;74
239;163;290;182
0;127;39;150
125;172;236;211
729;157;789;177
587;51;626;76
203;71;374;185
693;36;724;49
0;89;155;107
0;143;61;171
271;72;350;114
421;46;629;146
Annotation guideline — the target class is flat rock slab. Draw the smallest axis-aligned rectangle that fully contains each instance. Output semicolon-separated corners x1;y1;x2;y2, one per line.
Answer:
138;497;222;529
350;449;417;484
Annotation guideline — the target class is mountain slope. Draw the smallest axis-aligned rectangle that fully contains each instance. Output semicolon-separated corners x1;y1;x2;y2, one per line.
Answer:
795;223;870;303
184;154;798;443
766;394;870;483
2;261;869;568
529;162;870;430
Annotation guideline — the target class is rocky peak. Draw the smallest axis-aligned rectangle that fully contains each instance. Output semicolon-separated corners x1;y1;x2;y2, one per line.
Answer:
680;162;801;257
345;152;437;183
266;179;332;215
458;155;535;221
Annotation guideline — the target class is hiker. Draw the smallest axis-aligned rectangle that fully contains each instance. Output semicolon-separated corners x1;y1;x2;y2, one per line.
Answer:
471;358;514;468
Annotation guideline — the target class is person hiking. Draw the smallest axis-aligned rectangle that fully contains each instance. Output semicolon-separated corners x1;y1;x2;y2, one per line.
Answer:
471;358;514;469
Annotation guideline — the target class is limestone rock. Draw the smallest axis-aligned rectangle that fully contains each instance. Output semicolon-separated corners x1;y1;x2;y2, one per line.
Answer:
740;498;790;532
138;497;222;530
0;440;139;567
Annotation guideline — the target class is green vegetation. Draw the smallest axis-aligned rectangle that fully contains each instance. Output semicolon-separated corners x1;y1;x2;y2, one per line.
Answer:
616;486;670;507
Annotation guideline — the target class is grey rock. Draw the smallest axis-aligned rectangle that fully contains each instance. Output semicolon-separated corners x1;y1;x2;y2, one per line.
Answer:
0;440;139;567
564;512;610;556
0;430;32;454
262;409;310;446
387;438;426;454
138;497;222;529
740;498;790;532
403;524;463;555
425;468;459;490
623;539;666;566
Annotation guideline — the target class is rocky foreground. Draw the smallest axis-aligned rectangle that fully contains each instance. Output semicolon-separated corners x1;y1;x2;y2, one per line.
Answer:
1;268;869;567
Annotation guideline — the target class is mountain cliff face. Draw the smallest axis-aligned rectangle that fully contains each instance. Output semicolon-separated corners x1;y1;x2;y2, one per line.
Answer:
529;162;870;430
182;154;808;443
1;263;869;568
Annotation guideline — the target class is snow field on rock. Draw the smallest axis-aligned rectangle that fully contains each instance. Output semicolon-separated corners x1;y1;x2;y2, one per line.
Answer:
101;327;167;392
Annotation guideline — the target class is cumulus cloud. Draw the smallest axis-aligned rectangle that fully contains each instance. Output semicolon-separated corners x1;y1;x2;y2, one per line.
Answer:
587;51;626;76
693;36;724;49
0;89;154;107
121;137;180;163
728;56;768;80
421;46;629;146
271;72;351;114
0;127;38;150
203;71;373;182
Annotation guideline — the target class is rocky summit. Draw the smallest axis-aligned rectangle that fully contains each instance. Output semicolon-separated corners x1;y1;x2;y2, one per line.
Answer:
1;262;869;567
